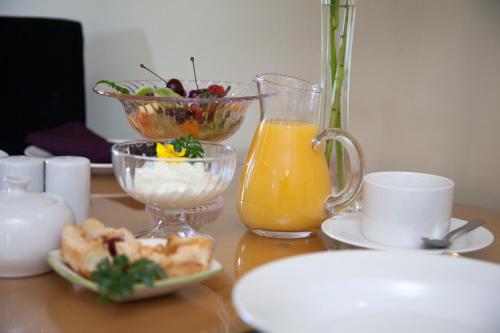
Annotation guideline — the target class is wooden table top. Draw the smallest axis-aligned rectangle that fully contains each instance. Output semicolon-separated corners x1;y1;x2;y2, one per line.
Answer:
1;174;499;333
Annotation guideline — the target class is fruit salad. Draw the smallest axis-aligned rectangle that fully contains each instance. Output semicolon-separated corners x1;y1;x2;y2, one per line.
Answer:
95;59;252;141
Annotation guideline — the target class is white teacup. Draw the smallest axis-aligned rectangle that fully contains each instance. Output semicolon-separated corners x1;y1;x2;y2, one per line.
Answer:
362;171;454;248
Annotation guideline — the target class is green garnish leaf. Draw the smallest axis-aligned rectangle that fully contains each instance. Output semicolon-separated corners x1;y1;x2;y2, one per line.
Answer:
90;255;166;303
96;80;130;95
169;134;204;158
128;258;166;286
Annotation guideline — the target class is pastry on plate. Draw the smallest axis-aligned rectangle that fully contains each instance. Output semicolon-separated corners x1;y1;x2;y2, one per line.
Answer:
60;218;212;278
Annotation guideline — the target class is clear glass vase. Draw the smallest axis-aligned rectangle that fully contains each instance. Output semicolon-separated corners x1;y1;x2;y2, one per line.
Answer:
320;0;362;212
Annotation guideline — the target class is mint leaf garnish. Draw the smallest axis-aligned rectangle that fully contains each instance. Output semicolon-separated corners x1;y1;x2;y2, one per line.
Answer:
169;134;204;158
96;80;130;95
90;255;166;303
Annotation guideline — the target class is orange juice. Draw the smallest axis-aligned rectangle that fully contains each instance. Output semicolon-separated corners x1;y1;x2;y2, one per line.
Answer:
237;119;331;232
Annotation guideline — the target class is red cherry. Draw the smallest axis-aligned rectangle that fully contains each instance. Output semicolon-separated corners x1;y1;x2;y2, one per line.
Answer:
167;78;186;97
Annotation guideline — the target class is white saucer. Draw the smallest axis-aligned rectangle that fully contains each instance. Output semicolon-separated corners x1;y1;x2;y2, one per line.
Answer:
321;213;494;254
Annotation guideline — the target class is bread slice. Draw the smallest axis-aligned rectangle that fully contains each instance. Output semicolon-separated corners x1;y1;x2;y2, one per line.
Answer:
162;236;212;277
60;224;110;278
81;218;135;241
60;219;213;279
80;218;106;240
137;245;171;270
115;238;142;262
61;219;137;277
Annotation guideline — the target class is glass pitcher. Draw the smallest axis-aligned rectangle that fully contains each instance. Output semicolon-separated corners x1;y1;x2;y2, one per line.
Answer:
237;73;365;238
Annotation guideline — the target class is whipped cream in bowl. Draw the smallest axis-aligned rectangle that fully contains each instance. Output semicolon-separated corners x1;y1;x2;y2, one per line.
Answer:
129;160;228;209
112;140;236;238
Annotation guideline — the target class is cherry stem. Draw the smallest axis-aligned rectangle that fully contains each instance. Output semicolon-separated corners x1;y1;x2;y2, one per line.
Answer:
140;64;168;85
190;57;199;90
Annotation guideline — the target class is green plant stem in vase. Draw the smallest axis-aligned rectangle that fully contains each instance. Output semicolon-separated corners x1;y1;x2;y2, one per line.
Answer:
320;0;356;193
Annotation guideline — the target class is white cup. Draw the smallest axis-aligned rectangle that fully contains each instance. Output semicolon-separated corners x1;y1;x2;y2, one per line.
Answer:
0;156;44;192
45;156;91;225
362;171;455;248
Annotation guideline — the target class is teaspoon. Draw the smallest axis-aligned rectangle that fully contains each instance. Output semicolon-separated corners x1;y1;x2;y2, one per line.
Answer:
422;219;486;248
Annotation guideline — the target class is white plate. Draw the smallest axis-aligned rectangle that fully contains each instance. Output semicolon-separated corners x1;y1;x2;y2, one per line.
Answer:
24;145;54;158
89;162;113;175
321;213;493;254
47;238;222;302
233;251;500;333
24;145;114;175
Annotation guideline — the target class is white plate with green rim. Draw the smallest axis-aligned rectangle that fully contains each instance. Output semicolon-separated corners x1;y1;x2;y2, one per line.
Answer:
47;239;222;302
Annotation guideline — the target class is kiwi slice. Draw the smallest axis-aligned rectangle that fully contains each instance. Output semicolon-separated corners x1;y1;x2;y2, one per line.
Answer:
135;86;154;96
153;87;182;98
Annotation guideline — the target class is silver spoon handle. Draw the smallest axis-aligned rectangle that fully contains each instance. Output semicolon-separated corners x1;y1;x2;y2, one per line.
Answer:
444;219;486;241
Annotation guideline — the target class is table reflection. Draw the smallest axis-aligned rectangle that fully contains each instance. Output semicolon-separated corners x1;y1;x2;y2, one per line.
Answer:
46;283;232;333
233;232;327;278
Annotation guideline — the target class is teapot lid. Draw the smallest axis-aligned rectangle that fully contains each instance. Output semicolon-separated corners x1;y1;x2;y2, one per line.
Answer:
0;176;57;209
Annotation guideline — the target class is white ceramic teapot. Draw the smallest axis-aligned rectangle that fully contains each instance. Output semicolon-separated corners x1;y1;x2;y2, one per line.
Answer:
0;176;75;277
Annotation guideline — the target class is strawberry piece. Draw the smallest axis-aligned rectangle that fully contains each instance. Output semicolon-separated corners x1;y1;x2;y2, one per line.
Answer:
208;84;226;97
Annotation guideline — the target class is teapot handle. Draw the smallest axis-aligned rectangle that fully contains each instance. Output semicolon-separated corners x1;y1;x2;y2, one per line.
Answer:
312;128;365;215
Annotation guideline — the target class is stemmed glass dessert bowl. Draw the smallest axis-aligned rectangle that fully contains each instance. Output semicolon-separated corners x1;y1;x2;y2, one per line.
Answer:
112;141;236;238
96;77;263;238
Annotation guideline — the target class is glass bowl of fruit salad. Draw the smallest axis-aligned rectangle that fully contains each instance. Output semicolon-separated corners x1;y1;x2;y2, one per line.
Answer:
93;78;262;142
111;137;236;239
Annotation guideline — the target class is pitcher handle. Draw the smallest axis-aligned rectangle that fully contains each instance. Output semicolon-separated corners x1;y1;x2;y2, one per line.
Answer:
312;128;366;215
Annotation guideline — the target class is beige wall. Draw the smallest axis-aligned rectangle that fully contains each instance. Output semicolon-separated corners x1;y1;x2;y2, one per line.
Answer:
2;0;500;210
350;0;500;210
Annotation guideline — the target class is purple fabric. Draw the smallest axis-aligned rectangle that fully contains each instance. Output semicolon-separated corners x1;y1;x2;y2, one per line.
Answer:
25;122;112;163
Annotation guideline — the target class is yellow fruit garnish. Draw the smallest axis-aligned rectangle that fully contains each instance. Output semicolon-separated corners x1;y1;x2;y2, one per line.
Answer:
156;143;186;158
